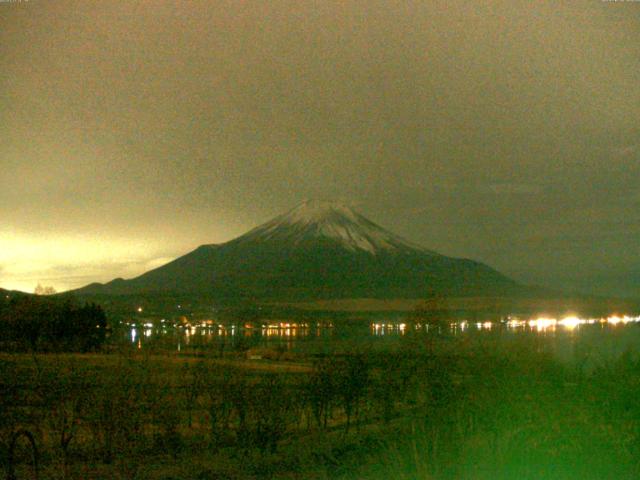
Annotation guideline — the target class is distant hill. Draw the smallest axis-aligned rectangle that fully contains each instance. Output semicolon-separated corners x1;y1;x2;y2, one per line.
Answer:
0;288;28;301
74;201;527;301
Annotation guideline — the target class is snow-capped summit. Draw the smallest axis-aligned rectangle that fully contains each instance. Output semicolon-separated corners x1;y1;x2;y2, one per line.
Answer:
274;200;361;225
236;200;432;255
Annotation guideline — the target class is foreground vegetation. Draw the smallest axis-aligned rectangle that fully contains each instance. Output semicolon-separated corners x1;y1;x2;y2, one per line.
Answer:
2;329;640;480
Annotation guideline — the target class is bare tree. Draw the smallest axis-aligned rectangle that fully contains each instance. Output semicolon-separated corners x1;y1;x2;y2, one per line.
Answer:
34;284;57;296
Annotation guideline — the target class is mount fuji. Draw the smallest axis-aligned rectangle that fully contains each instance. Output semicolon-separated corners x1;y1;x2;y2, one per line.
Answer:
75;201;522;300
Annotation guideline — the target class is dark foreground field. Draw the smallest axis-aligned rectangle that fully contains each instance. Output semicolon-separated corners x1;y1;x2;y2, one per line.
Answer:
3;333;640;480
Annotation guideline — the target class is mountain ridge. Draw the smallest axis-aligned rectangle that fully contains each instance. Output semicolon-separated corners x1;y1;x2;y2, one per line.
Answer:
73;201;522;300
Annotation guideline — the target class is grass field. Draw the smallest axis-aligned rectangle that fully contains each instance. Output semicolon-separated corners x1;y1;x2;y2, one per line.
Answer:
2;331;640;479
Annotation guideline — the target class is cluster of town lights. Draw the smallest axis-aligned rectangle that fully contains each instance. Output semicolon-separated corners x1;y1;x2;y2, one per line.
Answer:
506;315;640;331
129;320;329;340
128;314;640;345
372;323;407;335
371;315;640;336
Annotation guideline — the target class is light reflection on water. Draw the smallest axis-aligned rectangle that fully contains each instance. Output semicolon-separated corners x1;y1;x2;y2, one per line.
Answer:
370;314;640;335
120;314;640;362
122;320;338;350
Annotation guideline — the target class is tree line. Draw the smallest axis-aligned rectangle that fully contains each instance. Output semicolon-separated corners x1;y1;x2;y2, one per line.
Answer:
0;294;107;352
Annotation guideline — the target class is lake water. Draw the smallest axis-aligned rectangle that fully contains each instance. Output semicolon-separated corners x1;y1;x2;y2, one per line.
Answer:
119;314;640;365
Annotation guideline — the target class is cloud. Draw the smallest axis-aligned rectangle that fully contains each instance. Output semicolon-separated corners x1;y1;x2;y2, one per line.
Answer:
1;0;639;296
0;231;183;292
612;145;637;157
487;183;543;195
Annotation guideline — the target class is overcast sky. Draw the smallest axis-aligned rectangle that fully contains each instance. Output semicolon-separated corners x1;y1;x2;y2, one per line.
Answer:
1;0;639;297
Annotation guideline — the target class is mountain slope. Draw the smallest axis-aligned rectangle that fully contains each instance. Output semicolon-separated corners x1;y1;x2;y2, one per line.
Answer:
75;201;522;300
